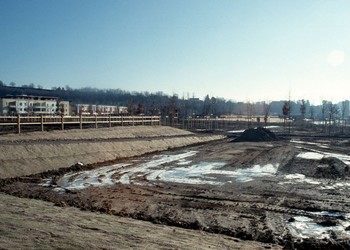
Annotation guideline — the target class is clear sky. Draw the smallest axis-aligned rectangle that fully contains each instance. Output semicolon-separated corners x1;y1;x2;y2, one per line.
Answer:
1;0;350;104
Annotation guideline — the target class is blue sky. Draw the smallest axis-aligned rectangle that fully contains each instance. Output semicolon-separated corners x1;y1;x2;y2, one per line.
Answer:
1;0;350;104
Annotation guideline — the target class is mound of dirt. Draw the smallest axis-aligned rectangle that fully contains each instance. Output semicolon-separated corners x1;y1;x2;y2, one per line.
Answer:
312;157;350;179
232;127;278;142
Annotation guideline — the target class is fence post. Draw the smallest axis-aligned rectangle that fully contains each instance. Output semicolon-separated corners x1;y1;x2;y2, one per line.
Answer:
41;115;44;132
79;114;82;129
61;114;64;130
109;114;111;128
95;115;98;129
132;116;134;126
17;114;21;134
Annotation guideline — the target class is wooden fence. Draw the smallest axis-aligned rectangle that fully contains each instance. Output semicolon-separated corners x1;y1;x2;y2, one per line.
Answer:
0;115;161;134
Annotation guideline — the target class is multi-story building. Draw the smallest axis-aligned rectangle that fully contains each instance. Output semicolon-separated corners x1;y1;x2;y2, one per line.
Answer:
0;95;70;116
74;104;128;115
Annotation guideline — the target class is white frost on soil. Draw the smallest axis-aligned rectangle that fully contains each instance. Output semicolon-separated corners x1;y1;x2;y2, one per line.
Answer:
287;212;350;239
280;173;350;190
291;140;329;149
227;129;245;133
296;152;324;160
57;163;131;190
320;182;350;190
54;150;280;190
226;164;279;183
293;141;350;165
147;163;279;184
227;126;279;134
281;174;321;185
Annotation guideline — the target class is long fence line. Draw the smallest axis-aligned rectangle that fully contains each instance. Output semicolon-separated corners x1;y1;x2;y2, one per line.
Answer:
162;116;284;130
0;115;161;134
0;115;285;134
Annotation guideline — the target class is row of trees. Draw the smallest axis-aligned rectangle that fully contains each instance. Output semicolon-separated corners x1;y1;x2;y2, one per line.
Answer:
0;82;348;122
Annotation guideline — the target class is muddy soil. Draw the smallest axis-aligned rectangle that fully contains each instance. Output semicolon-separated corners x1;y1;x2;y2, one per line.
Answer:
2;135;350;249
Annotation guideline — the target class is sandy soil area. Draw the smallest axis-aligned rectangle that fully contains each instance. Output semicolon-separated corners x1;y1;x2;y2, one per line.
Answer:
2;126;350;249
0;192;279;249
0;126;223;178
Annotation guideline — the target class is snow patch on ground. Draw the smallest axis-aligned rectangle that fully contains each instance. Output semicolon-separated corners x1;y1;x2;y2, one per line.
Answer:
292;140;350;165
279;173;350;190
291;140;329;149
58;163;131;190
296;152;324;160
53;151;280;190
280;174;321;185
287;212;350;239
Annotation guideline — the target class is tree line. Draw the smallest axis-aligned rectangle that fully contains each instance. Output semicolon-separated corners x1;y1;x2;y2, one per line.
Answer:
0;81;348;121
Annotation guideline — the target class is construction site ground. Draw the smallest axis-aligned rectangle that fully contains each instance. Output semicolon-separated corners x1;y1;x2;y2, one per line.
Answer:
1;125;350;249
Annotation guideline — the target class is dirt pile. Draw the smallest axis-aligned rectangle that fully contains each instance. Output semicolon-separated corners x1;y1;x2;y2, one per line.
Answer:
232;127;278;142
312;157;350;179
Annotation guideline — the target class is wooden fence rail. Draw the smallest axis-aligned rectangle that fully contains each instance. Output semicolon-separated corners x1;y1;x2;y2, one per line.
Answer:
0;115;161;134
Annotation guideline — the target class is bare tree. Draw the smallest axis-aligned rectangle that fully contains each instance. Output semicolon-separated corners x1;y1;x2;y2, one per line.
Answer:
128;98;135;115
309;106;315;121
327;101;338;136
263;101;271;127
300;99;306;119
341;101;347;133
246;101;255;128
282;100;291;133
321;100;327;132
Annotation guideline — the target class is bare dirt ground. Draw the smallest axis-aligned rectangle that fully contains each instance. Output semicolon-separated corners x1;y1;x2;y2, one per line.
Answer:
2;126;350;249
0;192;278;249
0;126;223;178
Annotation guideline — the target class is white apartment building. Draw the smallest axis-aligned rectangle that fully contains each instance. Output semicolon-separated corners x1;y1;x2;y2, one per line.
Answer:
75;104;127;115
0;95;70;116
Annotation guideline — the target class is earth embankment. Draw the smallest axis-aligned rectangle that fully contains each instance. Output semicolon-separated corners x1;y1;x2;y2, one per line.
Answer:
0;126;224;178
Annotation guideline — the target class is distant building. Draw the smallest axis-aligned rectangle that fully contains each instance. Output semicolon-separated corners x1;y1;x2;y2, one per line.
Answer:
343;100;349;118
74;104;128;115
57;101;71;116
0;95;69;116
118;106;128;114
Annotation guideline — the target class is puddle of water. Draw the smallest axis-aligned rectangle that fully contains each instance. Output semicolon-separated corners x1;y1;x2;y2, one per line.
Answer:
287;212;350;239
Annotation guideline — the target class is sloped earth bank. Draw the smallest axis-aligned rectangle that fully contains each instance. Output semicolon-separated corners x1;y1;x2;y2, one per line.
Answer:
0;126;223;178
2;135;350;249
